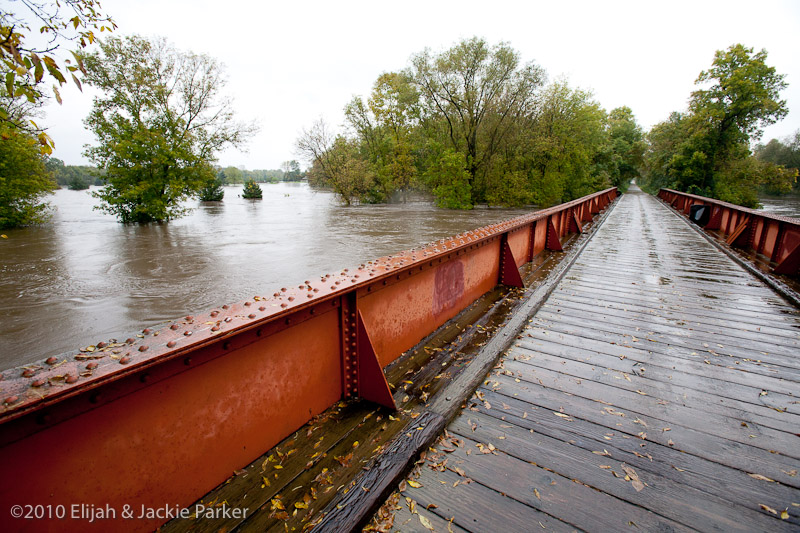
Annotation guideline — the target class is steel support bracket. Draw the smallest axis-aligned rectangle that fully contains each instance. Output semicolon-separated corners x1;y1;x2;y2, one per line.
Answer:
499;234;524;288
774;242;800;275
705;207;722;230
570;210;584;234
341;294;396;410
545;218;563;251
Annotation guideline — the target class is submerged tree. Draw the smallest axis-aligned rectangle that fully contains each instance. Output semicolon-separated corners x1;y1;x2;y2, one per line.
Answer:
198;175;225;201
241;179;262;199
83;35;255;223
410;37;546;205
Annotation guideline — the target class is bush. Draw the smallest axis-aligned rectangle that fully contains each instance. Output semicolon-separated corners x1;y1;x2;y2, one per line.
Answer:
242;180;263;199
198;177;225;201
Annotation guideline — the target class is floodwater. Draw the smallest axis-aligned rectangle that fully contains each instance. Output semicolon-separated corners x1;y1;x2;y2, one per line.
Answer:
758;193;800;218
1;183;532;369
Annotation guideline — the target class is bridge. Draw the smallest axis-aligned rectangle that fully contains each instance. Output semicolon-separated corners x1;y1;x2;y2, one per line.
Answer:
1;186;798;532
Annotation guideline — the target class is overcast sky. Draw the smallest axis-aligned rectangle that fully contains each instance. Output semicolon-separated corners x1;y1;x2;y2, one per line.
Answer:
40;0;800;170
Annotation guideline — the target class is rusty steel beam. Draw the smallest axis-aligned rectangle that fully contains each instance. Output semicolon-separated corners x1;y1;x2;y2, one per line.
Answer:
0;188;618;532
658;188;800;277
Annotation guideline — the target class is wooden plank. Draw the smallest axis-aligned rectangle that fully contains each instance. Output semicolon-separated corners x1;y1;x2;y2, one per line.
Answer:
449;411;797;533
314;411;445;533
531;312;800;381
536;304;800;357
548;293;800;339
434;434;692;532
474;386;800;524
400;463;576;532
494;357;800;458
390;501;470;533
475;371;800;488
508;340;800;422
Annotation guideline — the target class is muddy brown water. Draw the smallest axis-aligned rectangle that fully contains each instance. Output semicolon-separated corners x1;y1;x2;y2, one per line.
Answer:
0;183;533;370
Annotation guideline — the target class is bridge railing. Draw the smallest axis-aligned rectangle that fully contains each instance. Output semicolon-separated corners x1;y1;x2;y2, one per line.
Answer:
658;188;800;276
0;187;618;532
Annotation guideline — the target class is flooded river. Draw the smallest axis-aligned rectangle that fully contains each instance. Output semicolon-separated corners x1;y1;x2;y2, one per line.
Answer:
1;183;533;369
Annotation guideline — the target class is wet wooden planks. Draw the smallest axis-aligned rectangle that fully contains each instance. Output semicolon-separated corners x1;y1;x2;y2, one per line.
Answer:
393;188;800;532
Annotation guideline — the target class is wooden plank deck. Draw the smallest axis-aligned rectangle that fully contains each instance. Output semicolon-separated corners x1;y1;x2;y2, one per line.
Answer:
389;187;800;532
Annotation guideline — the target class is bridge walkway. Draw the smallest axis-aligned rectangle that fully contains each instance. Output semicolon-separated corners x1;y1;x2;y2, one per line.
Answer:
389;187;800;532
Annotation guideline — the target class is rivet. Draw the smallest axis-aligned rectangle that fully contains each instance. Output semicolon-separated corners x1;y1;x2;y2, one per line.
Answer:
307;294;313;298
222;305;229;309
223;342;231;350
184;357;192;366
4;396;19;405
224;317;232;323
96;341;107;348
244;301;251;307
45;356;58;365
140;373;150;383
86;362;99;370
248;313;256;318
142;328;152;334
125;338;136;344
119;356;130;364
285;318;291;325
166;340;177;348
288;297;294;302
211;325;220;332
210;311;219;317
185;316;194;321
256;329;263;337
31;378;47;387
90;392;101;404
22;368;35;378
170;324;180;330
184;331;192;336
304;280;310;285
259;306;266;311
37;413;51;425
65;374;78;384
138;345;149;352
281;303;288;308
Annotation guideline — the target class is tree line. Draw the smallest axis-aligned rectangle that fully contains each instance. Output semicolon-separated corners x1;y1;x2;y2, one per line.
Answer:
297;37;644;208
2;1;795;228
637;44;796;207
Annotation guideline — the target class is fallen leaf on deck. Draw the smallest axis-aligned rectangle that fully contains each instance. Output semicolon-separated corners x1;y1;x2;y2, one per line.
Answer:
419;514;434;531
760;504;778;515
748;473;775;482
534;488;541;499
407;480;422;488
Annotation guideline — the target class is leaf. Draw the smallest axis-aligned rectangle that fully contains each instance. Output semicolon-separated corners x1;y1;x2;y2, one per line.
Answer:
53;85;62;105
533;488;541;499
760;504;778;515
407;480;422;488
419;514;435;531
748;473;775;482
781;509;789;520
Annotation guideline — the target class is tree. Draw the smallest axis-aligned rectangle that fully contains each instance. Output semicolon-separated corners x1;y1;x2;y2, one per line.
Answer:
83;35;254;223
642;45;791;206
605;106;645;190
1;0;116;152
198;176;224;201
280;160;302;181
0;122;57;228
756;130;800;191
241;179;262;199
410;37;546;204
297;119;375;205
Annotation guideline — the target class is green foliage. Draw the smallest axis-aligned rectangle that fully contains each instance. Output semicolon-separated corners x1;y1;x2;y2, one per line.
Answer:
1;0;116;153
0;123;57;228
641;44;790;207
299;38;630;209
755;131;800;192
83;35;254;223
198;176;225;201
241;179;262;199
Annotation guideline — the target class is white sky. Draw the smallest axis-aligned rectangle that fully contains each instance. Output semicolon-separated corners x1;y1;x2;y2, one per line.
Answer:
41;0;800;170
